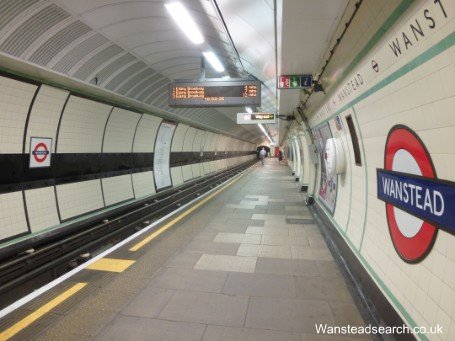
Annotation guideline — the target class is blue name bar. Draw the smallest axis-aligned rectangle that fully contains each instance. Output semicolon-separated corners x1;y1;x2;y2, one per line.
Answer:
377;169;455;234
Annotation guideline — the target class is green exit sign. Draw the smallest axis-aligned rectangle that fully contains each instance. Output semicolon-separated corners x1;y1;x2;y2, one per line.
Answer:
277;75;313;89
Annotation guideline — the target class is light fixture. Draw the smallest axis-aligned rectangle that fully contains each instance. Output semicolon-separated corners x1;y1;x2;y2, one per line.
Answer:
203;51;225;73
258;124;273;143
245;107;252;113
165;2;204;45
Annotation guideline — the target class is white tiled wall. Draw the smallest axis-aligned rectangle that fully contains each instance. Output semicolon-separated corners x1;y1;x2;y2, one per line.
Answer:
182;164;193;182
102;174;134;206
306;0;455;338
25;85;69;153
56;180;104;220
0;191;28;240
170;167;184;187
24;187;60;232
57;96;112;153
132;171;156;198
0;76;37;153
0;79;255;247
182;127;197;152
171;123;189;152
102;108;140;153
132;114;161;153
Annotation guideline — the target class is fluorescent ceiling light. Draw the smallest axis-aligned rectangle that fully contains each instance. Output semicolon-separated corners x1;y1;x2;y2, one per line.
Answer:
203;51;225;73
165;2;204;44
258;124;273;143
245;107;252;113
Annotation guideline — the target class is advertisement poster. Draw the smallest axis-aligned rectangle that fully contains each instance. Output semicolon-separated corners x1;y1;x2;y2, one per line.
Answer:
315;123;337;213
153;121;176;190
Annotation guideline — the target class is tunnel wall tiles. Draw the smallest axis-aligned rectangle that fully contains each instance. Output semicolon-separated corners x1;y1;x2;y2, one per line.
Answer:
0;72;257;248
0;75;37;154
102;107;140;153
24;186;60;232
56;179;104;220
102;174;134;206
132;171;155;199
25;85;69;154
0;191;28;240
57;96;112;153
308;0;455;337
171;123;189;152
132;115;162;153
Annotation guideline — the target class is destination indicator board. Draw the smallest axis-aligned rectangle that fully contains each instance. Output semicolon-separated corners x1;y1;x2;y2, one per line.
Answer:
237;112;276;124
169;80;261;107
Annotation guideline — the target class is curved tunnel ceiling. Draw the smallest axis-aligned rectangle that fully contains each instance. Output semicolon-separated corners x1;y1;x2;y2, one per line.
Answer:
0;0;351;144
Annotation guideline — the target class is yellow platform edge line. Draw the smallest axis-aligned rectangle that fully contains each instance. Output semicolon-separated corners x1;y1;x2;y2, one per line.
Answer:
0;282;87;340
86;258;135;273
130;167;253;252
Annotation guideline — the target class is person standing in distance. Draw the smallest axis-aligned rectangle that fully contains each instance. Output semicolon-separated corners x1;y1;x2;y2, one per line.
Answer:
259;147;266;166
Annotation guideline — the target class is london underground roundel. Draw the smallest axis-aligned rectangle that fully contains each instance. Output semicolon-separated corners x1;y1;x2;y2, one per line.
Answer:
377;125;441;262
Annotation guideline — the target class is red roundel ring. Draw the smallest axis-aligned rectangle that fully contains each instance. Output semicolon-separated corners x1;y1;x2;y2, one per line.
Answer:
384;125;438;262
33;142;49;163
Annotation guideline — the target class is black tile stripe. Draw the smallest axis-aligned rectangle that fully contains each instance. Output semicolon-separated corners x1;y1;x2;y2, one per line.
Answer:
0;152;255;195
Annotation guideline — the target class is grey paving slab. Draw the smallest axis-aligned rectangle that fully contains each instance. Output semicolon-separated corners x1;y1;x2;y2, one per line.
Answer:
194;230;219;241
159;291;249;327
223;272;296;298
251;213;287;220
291;245;334;260
165;252;202;269
97;316;206;341
237;244;292;259
214;232;261;244
249;219;265;227
254;258;320;276
263;221;291;229
261;235;309;246
295;276;354;302
317;260;344;277
226;203;256;209
184;240;240;255
308;235;328;248
329;301;367;326
219;212;253;220
202;325;301;341
152;267;227;293
245;226;289;236
246;297;334;332
194;254;257;273
122;287;175;318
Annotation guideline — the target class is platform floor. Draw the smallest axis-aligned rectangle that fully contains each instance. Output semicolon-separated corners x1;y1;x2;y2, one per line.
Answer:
0;159;371;340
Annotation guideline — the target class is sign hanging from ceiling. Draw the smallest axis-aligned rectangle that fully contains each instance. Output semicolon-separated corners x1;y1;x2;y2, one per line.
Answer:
277;75;313;89
169;80;261;107
236;113;276;124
